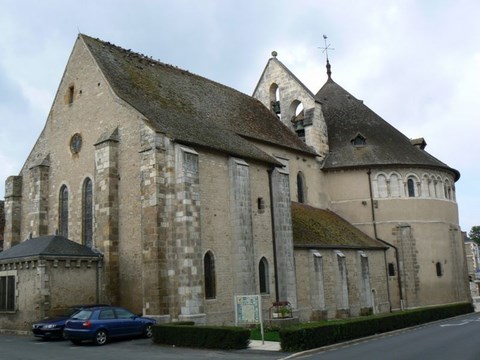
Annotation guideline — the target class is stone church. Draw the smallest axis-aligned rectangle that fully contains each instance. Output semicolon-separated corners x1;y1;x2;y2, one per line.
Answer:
0;34;469;332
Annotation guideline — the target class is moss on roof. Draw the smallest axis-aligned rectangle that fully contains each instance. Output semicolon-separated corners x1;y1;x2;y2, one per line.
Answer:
316;78;460;180
291;202;386;249
80;35;317;165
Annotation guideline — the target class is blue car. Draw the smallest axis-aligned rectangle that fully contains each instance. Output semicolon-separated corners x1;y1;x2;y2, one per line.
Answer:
31;304;108;340
64;306;156;345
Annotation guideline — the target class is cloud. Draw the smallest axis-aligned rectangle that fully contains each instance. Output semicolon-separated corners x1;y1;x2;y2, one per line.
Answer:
0;0;478;231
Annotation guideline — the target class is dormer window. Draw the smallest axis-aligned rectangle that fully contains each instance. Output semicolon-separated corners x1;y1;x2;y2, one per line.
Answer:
351;133;366;147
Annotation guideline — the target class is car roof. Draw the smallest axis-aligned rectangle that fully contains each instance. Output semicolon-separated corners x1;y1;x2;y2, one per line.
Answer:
74;304;110;308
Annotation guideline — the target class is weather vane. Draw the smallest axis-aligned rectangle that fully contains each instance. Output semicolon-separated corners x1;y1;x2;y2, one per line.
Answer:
318;35;335;61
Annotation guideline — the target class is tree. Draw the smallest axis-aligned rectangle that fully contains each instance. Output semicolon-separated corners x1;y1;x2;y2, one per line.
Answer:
469;226;480;245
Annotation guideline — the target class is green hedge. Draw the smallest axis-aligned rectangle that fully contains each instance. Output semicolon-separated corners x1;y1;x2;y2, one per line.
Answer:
280;302;473;352
152;324;250;349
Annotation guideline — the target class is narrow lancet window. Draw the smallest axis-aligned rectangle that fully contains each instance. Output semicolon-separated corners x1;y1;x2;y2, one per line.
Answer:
204;251;216;299
59;185;69;238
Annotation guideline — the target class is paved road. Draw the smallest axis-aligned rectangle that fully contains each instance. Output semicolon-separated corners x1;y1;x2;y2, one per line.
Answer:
0;335;288;360
290;312;480;360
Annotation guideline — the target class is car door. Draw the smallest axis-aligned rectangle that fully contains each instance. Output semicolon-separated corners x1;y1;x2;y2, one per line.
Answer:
114;308;140;336
97;308;121;337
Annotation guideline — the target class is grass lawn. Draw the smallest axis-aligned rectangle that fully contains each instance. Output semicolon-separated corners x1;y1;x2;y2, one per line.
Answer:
250;327;280;342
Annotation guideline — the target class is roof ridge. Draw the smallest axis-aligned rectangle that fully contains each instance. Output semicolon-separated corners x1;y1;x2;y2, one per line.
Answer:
78;34;316;162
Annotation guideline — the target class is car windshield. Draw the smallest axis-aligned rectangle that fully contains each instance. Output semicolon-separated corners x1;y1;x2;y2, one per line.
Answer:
63;307;82;317
71;309;93;320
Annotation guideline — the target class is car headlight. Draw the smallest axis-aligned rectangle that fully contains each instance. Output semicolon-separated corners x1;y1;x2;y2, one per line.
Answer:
44;324;59;329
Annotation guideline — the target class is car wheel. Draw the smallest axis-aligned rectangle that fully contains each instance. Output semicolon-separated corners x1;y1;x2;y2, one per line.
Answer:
71;340;82;345
94;329;108;346
144;324;153;338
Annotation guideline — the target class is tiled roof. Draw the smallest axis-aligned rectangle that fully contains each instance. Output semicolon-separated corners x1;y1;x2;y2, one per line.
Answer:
316;78;460;180
291;202;387;249
0;235;100;261
80;35;317;164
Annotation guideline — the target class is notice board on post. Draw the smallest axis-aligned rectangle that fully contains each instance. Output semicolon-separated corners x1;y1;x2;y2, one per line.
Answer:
234;295;264;343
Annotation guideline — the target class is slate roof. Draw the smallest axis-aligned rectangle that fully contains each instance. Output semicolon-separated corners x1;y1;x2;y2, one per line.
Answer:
316;78;460;180
0;235;100;262
80;35;317;164
291;202;387;249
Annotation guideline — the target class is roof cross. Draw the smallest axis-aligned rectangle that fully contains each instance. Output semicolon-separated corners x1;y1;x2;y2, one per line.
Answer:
318;35;334;79
318;35;335;61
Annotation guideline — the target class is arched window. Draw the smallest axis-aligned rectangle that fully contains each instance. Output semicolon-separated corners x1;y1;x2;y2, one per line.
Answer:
83;178;93;248
407;178;416;197
59;185;69;237
204;251;216;299
377;174;388;198
421;175;430;197
435;177;444;198
389;174;401;197
445;180;452;200
428;177;435;198
269;83;281;117
291;101;305;140
259;257;269;294
297;172;306;203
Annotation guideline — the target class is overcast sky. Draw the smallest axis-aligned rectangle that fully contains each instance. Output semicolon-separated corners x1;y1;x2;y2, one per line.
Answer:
1;0;479;232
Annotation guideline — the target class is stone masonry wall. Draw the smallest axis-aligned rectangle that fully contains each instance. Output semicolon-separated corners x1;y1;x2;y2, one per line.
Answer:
295;248;390;322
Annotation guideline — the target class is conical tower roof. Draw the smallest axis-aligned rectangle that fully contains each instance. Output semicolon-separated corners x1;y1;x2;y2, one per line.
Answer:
316;75;459;180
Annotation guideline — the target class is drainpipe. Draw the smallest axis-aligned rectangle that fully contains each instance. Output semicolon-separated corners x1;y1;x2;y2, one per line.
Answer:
367;169;404;311
268;168;280;302
95;252;104;304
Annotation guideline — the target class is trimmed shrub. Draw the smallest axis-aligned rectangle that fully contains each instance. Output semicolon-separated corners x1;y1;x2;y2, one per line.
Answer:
280;302;473;352
152;324;250;349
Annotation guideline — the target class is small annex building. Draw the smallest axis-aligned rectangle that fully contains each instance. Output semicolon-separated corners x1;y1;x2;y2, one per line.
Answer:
0;235;100;331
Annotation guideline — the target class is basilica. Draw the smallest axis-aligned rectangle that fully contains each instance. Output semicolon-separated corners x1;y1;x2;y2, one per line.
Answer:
0;35;469;331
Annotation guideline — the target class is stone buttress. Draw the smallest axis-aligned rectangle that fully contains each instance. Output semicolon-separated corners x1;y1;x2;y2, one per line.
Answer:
27;156;50;238
270;162;298;308
229;158;256;295
4;176;23;249
140;125;204;323
94;129;120;305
